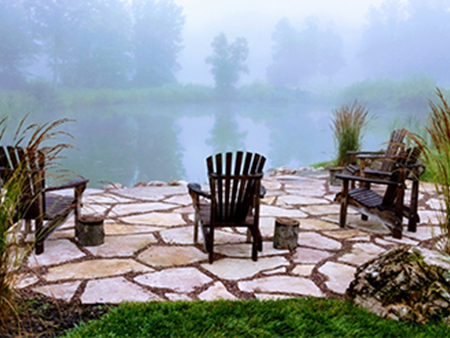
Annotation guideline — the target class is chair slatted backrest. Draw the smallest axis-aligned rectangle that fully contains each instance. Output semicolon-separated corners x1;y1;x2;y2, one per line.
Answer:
207;151;265;223
1;146;45;218
381;147;421;208
380;129;407;172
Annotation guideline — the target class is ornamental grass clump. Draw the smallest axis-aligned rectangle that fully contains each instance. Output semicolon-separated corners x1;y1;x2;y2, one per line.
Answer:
410;89;450;254
0;116;74;334
331;101;372;167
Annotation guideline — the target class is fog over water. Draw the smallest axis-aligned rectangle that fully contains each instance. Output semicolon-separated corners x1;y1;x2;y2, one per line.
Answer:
0;0;448;187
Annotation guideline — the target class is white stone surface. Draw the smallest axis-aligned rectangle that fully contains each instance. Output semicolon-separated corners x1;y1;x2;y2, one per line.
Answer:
27;239;85;268
277;195;329;206
135;267;212;293
260;205;307;218
81;277;161;303
201;257;289;280
214;242;289;258
85;234;157;257
292;247;332;264
198;282;237;300
138;246;207;267
318;262;356;294
291;265;315;276
121;212;186;227
45;259;153;282
33;281;80;302
239;276;323;297
339;243;385;266
160;226;195;244
299;232;342;251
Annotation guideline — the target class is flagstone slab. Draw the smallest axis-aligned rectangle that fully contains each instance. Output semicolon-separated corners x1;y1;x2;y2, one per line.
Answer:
104;222;161;235
45;258;153;282
417;210;440;225
135;267;212;293
299;232;342;251
33;281;80;302
166;293;193;301
382;235;419;245
214;242;289;258
300;204;342;215
27;239;85;268
238;276;323;297
201;257;289;280
259;217;277;238
261;179;282;190
14;273;40;289
263;266;287;275
164;195;192;206
160;226;195;244
198;282;237;300
110;202;177;216
138;246;206;267
323;214;390;235
322;229;369;239
291;264;315;276
85;234;157;257
292;247;333;264
318;262;356;294
121;212;186;227
84;193;134;204
426;198;445;210
276;195;329;206
285;186;326;197
403;225;442;241
81;277;161;304
300;219;339;231
260;205;307;218
173;205;195;213
81;204;110;216
261;196;277;204
111;186;187;200
338;243;385;266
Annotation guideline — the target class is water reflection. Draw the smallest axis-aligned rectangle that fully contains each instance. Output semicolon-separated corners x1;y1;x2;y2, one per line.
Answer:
42;102;395;188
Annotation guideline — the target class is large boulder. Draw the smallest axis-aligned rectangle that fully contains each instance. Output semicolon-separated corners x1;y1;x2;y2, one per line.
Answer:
346;245;450;324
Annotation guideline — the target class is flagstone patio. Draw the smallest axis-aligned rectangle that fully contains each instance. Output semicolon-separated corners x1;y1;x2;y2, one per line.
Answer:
15;170;444;304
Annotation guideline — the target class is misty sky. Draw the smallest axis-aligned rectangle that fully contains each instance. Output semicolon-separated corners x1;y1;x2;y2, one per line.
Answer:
175;0;387;85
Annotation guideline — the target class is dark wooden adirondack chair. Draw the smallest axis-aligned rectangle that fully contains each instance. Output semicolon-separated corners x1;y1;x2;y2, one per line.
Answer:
0;146;88;254
188;151;266;264
335;147;423;239
345;128;407;178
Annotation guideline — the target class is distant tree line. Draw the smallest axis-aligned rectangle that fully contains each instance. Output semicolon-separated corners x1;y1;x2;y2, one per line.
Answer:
0;0;184;89
1;0;449;92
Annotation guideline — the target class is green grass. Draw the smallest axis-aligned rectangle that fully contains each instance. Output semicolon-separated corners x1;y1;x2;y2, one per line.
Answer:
63;298;450;337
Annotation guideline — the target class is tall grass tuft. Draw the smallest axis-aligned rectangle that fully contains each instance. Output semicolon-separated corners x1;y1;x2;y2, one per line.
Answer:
331;100;372;167
0;116;74;334
409;89;450;254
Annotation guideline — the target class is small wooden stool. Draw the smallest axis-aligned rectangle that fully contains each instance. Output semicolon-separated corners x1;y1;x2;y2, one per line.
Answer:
273;217;300;250
76;214;105;246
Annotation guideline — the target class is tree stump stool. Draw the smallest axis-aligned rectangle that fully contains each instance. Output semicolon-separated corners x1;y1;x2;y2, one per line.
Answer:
76;214;105;246
273;217;300;250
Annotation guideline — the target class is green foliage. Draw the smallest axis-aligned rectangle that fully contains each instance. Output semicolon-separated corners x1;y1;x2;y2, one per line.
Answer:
0;116;74;333
64;298;450;337
410;89;450;254
132;0;185;86
331;101;372;167
336;76;436;114
206;32;249;96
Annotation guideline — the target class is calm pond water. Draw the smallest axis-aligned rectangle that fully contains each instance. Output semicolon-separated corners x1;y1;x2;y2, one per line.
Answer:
18;101;412;188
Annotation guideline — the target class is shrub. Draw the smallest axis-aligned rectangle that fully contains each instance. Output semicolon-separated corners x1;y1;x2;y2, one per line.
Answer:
330;100;372;167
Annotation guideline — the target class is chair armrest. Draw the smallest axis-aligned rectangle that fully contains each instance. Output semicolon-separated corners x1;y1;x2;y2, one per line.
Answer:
355;154;388;161
362;169;392;178
187;183;211;199
45;178;89;192
335;173;403;186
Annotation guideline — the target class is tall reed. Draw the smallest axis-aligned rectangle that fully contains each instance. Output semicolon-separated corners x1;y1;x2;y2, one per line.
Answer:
331;100;372;167
409;89;450;254
0;116;73;333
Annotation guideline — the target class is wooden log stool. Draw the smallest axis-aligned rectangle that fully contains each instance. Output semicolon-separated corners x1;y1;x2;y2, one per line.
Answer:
76;214;105;246
273;217;300;250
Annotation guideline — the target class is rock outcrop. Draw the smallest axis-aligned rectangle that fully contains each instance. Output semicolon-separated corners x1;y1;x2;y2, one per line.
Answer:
346;245;450;324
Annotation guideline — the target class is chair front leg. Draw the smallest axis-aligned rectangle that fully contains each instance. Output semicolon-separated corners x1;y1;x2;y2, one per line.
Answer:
339;179;349;228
